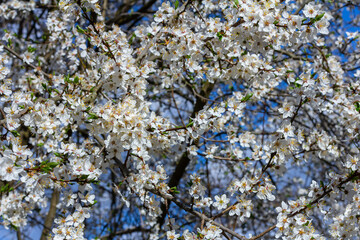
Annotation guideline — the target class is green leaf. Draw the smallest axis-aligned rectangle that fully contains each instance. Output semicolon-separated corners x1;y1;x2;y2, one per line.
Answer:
9;223;18;231
241;93;253;102
47;162;59;168
41;166;51;173
197;233;204;238
354;102;360;112
76;25;86;34
27;46;36;53
90;200;98;206
90;179;100;184
306;203;314;209
73;76;80;84
54;152;62;157
11;130;20;137
171;186;179;193
174;0;179;10
64;74;71;83
216;32;224;41
0;183;14;193
87;113;99;120
314;12;325;22
80;175;89;180
186;121;194;127
128;33;136;44
40;160;49;166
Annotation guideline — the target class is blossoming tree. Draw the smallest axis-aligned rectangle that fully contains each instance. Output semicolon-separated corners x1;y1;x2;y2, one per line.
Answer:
1;0;360;239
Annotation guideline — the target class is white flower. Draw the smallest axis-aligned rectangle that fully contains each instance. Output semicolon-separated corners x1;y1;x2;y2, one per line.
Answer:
277;121;295;139
166;230;180;240
278;101;295;118
303;4;318;18
315;19;330;35
344;155;359;171
22;51;34;64
257;181;276;201
0;157;23;181
12;144;32;158
74;204;91;223
213;194;229;210
346;31;359;39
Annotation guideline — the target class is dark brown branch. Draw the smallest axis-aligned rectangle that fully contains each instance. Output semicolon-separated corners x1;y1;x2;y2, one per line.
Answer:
40;189;60;240
106;0;157;26
99;226;150;239
157;81;214;226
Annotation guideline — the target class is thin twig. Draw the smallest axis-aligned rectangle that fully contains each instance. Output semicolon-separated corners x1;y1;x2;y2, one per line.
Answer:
1;43;53;80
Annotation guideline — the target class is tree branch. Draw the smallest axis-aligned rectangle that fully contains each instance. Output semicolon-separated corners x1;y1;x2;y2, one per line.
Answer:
40;189;60;240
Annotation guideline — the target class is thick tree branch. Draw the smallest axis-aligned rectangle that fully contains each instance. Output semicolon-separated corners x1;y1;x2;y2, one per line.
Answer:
40;189;60;240
157;81;214;226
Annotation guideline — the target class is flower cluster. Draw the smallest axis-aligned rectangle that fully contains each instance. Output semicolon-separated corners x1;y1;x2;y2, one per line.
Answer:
0;0;359;239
